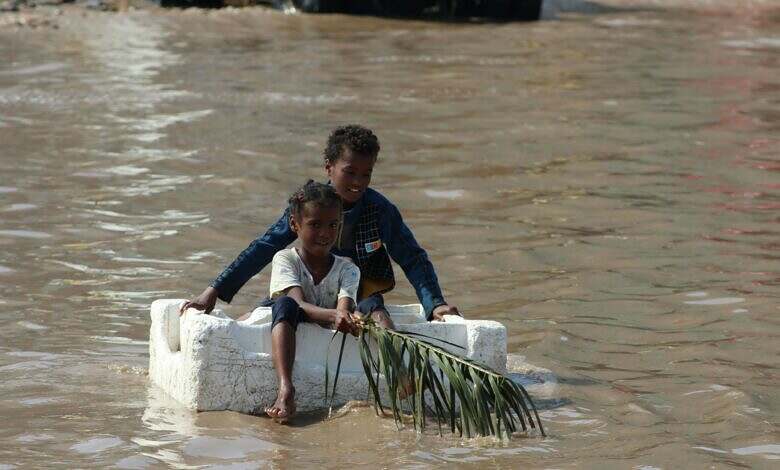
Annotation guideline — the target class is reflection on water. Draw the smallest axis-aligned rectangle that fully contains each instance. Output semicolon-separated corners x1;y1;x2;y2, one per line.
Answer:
1;2;779;468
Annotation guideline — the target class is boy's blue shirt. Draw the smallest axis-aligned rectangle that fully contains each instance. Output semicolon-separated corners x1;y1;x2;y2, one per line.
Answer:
211;187;446;319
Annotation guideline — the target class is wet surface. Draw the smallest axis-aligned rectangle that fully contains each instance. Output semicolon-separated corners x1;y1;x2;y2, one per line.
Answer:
1;3;779;468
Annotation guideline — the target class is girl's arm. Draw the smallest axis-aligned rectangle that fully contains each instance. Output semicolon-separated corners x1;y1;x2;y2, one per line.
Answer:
285;287;357;334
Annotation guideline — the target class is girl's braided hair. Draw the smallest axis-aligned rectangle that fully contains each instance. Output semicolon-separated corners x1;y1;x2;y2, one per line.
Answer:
288;180;342;219
324;124;380;164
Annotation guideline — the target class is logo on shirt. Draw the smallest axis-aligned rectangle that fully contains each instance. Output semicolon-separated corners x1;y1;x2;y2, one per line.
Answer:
364;239;382;254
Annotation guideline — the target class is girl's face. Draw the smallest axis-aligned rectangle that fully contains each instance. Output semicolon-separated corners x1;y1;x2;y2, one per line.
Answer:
325;149;376;206
290;203;342;259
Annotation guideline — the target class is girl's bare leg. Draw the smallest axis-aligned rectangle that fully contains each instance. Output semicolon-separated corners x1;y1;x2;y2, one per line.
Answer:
265;322;296;422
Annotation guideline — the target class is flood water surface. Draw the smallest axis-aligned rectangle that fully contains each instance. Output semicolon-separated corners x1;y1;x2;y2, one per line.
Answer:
1;3;779;468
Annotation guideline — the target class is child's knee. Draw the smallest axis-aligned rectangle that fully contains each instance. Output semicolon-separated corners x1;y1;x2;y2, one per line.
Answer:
272;296;301;329
370;309;388;320
357;294;385;316
370;309;394;329
273;296;299;313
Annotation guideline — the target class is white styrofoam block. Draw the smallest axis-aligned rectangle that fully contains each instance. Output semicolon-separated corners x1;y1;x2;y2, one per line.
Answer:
149;299;509;413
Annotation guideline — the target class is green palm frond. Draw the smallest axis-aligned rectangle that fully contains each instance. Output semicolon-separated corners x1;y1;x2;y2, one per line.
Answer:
327;318;545;439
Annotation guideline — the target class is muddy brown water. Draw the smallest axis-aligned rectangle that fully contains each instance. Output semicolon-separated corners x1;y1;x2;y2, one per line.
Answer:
1;3;779;468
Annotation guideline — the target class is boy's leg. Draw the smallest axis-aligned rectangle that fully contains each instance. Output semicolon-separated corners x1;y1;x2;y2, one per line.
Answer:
358;294;414;397
357;294;395;330
265;296;303;422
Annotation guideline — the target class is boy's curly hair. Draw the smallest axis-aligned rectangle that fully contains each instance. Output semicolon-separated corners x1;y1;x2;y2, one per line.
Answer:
288;180;342;219
323;124;380;164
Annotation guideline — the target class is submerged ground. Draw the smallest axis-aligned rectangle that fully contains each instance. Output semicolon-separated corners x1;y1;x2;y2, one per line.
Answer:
0;1;779;467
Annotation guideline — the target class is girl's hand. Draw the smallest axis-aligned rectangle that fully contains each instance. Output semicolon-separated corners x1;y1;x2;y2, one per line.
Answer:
333;309;357;336
179;286;219;316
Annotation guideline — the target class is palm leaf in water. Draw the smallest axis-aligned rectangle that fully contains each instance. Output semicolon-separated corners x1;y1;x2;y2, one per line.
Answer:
324;330;348;416
327;317;545;439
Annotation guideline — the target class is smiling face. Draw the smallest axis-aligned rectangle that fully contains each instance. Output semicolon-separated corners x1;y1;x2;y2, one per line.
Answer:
325;148;376;206
290;202;342;260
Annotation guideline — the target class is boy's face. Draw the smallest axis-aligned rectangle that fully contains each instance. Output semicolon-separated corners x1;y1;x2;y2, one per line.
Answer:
325;148;376;206
290;203;341;258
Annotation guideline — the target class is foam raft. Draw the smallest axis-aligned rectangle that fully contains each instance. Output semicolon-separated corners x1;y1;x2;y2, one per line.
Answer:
149;299;509;414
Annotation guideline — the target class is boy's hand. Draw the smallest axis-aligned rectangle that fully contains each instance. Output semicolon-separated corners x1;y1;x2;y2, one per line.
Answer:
430;304;461;322
179;286;219;316
333;309;357;336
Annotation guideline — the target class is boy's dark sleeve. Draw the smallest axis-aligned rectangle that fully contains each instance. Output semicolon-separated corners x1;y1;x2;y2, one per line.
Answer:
383;203;446;319
210;208;297;303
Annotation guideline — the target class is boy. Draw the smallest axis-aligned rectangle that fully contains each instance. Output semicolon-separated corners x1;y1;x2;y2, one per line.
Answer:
181;125;460;325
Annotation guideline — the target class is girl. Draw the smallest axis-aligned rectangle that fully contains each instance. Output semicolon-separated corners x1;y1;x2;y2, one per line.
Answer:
263;181;360;422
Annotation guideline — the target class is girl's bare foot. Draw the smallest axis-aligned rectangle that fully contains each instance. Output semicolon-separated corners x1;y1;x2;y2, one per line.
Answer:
265;386;296;423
